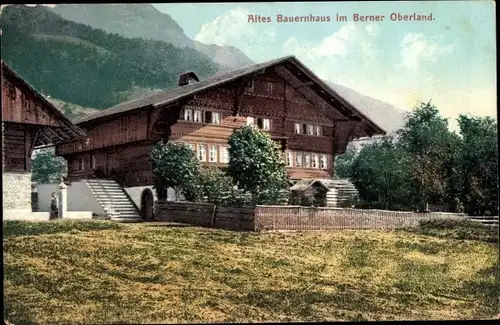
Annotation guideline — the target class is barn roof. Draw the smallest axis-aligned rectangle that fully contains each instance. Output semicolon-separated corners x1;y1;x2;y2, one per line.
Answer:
75;55;386;136
1;62;87;147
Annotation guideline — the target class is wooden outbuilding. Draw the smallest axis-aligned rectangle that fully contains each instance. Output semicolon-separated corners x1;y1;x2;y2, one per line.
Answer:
2;61;86;214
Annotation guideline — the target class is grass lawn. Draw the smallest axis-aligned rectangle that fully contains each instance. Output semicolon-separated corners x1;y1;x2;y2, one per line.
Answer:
3;220;499;324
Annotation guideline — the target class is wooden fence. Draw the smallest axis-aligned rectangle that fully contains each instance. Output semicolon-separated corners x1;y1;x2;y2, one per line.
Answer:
254;206;467;231
154;202;467;231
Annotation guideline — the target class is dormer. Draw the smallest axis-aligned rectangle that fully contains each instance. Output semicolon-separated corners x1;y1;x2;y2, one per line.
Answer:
178;72;200;86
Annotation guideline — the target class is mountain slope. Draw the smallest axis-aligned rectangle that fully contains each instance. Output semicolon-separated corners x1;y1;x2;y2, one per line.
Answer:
50;4;255;70
0;4;220;109
326;81;409;135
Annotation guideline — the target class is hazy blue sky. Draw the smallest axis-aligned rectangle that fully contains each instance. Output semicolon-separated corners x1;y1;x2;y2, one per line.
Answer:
154;1;496;130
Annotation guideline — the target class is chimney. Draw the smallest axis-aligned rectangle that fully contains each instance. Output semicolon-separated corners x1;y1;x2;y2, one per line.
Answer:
178;72;200;86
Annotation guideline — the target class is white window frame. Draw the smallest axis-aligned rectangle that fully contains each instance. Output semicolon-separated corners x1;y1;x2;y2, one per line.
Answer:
295;152;303;168
312;154;319;169
194;110;203;123
247;116;255;126
212;112;221;125
315;125;322;136
186;143;195;152
307;124;314;135
320;154;328;169
304;153;311;168
184;109;193;121
286;151;293;167
246;78;254;92
262;118;270;131
197;144;207;162
295;123;301;134
209;145;218;162
220;146;229;163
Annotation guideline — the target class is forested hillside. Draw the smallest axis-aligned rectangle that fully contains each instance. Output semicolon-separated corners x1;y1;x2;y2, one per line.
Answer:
0;5;220;109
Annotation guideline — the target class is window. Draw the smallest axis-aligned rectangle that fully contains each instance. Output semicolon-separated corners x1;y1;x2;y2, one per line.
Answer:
246;78;254;92
194;110;203;123
286;151;293;167
262;118;270;131
90;154;96;170
307;125;314;135
256;118;264;129
304;154;311;168
295;153;303;168
212;112;221;125
209;145;218;162
295;123;301;134
315;125;322;136
184;109;193;121
312;154;319;168
301;124;307;134
320;154;328;169
220;146;229;163
186;143;195;151
247;116;255;125
204;111;212;124
197;144;207;162
78;156;84;171
267;83;274;94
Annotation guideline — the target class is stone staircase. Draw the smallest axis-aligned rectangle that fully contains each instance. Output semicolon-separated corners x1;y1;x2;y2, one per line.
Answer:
85;179;142;222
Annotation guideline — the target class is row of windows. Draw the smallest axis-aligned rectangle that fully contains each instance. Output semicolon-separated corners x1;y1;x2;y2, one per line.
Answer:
178;143;230;163
77;154;96;172
285;151;329;169
182;108;221;124
180;107;324;137
295;123;322;136
246;116;271;131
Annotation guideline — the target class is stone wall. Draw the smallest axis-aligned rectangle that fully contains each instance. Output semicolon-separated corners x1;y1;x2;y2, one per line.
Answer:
3;172;32;211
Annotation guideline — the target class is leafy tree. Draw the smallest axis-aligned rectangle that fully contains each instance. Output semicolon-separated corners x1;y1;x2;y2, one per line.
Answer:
452;115;498;215
397;101;459;211
31;148;67;184
150;142;202;201
349;136;412;209
227;125;289;205
334;143;357;179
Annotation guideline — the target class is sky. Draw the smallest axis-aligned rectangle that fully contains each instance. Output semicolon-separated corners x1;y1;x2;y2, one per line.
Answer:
153;1;496;132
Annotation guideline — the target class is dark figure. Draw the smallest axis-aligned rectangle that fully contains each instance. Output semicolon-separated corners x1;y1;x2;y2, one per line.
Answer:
49;192;59;220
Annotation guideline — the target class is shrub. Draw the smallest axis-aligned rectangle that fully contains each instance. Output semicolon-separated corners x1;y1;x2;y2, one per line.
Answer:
150;141;203;201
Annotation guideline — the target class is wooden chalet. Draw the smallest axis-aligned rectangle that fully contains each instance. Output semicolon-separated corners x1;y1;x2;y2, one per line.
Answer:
56;55;386;189
2;61;86;213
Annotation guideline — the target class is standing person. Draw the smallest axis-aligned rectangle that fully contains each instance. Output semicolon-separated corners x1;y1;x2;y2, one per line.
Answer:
49;192;59;220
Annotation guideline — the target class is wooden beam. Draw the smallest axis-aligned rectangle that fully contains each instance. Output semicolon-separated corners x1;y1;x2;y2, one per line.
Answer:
44;127;65;142
275;66;338;121
29;128;41;155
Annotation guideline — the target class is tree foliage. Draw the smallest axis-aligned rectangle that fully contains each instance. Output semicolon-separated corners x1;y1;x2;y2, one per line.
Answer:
150;142;202;201
336;101;498;215
31;148;67;184
227;125;289;205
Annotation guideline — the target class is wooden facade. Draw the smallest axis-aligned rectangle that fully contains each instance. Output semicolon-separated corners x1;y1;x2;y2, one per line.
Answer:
56;56;385;187
2;62;86;173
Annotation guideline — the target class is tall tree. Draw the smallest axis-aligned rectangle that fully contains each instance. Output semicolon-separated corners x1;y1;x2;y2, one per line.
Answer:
227;125;289;205
398;101;458;211
31;148;67;184
349;137;412;209
453;115;498;215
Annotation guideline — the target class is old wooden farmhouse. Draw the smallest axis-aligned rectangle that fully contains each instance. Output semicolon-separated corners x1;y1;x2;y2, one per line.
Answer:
2;61;86;219
53;55;385;221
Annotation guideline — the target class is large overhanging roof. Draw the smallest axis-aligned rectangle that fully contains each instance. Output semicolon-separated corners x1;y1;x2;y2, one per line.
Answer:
74;55;386;137
2;62;87;147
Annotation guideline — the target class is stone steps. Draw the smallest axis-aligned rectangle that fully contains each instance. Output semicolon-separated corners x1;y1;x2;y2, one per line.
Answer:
86;179;141;222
